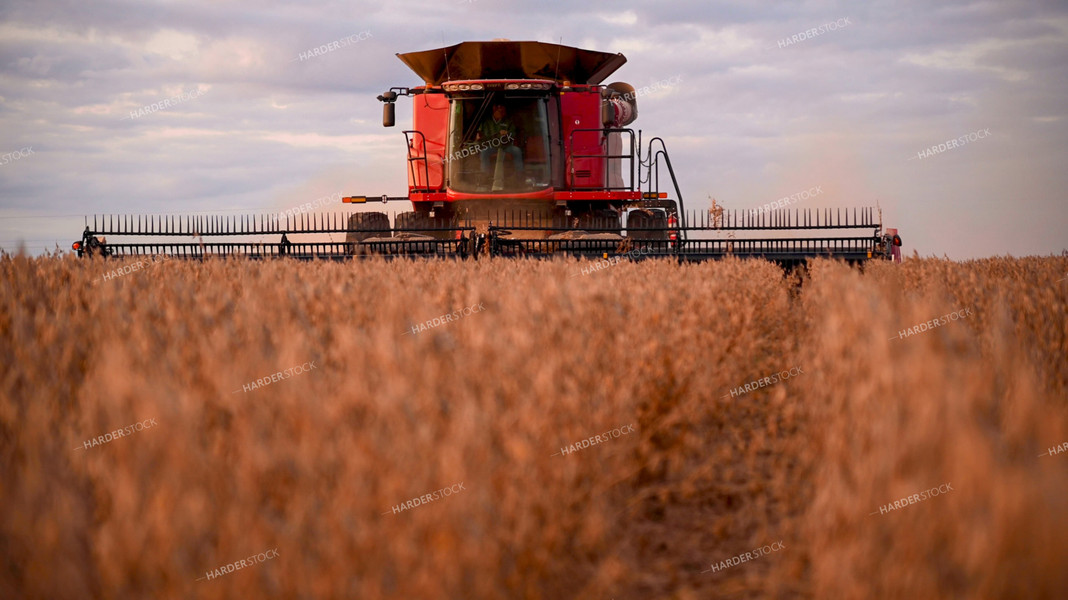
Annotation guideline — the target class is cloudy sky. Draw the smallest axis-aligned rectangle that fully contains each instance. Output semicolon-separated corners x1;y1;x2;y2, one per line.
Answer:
1;0;1065;258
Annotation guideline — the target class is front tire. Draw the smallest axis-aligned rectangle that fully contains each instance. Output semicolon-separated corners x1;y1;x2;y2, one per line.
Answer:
395;211;457;241
627;209;668;241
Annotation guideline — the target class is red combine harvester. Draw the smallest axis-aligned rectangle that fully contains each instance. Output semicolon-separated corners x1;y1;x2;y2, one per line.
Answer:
73;40;901;265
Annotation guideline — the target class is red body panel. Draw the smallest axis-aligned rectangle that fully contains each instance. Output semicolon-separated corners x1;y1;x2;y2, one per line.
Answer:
560;87;605;190
409;191;642;203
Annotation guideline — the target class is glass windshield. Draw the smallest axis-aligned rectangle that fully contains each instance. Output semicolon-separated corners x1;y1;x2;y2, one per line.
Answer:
447;93;550;193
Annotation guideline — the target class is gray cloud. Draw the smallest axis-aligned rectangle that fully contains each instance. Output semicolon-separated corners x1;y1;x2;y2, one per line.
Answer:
1;0;1066;257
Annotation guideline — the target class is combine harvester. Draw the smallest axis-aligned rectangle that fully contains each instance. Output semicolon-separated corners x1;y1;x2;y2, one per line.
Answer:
73;40;902;265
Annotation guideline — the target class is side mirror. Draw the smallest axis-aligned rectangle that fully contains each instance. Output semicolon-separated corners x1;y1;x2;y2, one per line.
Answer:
378;91;400;128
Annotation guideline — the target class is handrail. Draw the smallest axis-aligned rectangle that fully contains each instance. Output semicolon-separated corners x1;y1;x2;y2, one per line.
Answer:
643;137;688;239
566;128;636;191
402;130;434;192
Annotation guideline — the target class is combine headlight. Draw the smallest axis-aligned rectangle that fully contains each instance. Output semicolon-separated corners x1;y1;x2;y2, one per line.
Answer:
505;83;519;90
458;84;470;91
470;84;484;90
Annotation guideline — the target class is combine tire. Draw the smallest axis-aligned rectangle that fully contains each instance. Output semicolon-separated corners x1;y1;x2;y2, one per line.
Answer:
395;211;457;241
345;212;391;255
346;212;391;243
577;209;621;234
627;209;668;241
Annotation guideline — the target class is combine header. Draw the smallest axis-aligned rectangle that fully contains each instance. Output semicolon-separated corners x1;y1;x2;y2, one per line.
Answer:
74;40;901;265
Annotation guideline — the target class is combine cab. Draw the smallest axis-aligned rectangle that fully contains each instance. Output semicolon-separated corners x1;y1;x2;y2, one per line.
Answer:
73;40;901;264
